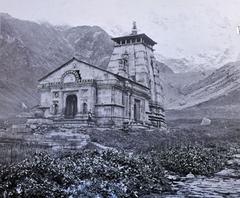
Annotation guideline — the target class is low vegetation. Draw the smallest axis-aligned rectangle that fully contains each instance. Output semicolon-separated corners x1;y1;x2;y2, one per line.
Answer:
0;118;240;197
157;145;228;175
0;150;170;198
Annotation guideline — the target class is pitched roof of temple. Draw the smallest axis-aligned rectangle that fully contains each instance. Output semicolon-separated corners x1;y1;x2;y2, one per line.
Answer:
38;57;149;89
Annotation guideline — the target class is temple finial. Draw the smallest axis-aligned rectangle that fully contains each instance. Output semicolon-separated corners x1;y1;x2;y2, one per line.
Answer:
131;21;138;35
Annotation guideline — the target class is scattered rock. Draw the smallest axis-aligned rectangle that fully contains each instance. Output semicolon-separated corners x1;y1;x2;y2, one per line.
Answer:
166;175;178;181
227;159;240;166
91;142;117;151
200;117;211;126
215;168;237;178
29;125;37;130
186;173;195;179
233;154;240;159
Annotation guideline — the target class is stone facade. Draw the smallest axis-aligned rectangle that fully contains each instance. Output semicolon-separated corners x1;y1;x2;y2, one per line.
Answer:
38;23;165;127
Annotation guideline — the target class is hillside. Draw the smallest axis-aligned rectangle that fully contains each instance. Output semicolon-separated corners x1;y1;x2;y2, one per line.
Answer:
0;13;114;118
162;70;213;108
2;13;239;120
169;61;240;109
166;61;240;119
0;13;173;118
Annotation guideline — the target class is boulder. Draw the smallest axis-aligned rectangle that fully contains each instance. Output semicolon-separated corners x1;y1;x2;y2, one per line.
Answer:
200;117;211;126
233;154;240;159
227;159;240;166
215;168;237;178
29;124;37;130
186;173;195;179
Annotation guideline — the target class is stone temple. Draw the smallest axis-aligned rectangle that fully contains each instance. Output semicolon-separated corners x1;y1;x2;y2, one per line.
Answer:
38;23;165;128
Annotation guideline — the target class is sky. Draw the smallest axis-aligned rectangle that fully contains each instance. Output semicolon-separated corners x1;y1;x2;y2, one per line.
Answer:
1;0;240;70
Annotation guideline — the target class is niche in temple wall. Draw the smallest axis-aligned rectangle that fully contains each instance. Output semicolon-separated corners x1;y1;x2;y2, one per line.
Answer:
61;70;82;83
63;73;76;83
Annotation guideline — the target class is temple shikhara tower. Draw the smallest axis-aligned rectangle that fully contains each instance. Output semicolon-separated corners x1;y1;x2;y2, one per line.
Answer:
38;22;165;128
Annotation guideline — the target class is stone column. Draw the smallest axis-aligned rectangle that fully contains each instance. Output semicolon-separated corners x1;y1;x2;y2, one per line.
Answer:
77;89;82;114
59;91;64;117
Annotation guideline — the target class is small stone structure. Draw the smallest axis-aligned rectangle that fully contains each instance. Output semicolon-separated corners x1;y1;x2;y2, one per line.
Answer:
38;23;165;128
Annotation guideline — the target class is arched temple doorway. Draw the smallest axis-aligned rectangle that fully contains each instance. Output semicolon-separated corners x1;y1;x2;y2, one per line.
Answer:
134;99;141;121
83;102;88;114
65;95;77;118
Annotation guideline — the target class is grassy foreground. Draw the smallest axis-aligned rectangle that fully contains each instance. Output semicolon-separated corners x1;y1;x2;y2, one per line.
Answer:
0;118;240;197
0;150;171;197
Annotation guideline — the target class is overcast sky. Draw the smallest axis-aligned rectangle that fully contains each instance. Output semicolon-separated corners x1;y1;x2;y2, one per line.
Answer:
1;0;240;33
1;0;240;69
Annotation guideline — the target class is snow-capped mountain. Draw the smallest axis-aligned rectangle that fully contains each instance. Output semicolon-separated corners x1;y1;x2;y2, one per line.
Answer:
164;60;240;119
177;61;240;109
103;1;240;73
162;70;213;108
156;49;236;73
1;13;240;119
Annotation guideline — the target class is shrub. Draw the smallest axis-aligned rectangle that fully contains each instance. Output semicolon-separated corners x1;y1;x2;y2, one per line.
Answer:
157;145;227;176
0;150;171;197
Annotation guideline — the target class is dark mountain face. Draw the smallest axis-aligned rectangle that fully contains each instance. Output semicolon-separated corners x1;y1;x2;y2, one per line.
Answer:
0;14;114;118
156;61;174;74
0;13;173;118
63;26;114;68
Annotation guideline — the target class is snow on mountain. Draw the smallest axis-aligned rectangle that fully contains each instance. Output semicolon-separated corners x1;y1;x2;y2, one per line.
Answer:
162;70;213;108
2;12;240;119
104;1;240;73
156;48;236;73
167;61;240;110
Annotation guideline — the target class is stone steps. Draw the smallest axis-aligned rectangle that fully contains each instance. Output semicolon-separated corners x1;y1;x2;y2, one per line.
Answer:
39;131;90;150
52;119;95;128
0;125;90;151
53;119;87;123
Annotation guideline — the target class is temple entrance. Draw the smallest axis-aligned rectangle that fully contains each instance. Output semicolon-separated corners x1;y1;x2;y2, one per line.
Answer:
65;95;77;118
134;99;141;121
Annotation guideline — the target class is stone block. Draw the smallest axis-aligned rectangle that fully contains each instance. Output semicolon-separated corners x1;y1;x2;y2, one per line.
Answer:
27;118;53;125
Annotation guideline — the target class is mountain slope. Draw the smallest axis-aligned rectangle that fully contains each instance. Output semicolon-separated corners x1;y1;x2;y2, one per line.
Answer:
62;25;114;68
162;70;213;108
0;14;114;118
156;61;174;74
165;61;240;119
0;13;173;118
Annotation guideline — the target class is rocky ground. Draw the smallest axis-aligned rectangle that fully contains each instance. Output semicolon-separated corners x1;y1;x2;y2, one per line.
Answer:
165;153;240;197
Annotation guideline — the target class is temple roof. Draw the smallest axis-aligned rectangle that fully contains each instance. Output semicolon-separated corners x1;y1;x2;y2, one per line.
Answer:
112;33;157;46
38;57;149;90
